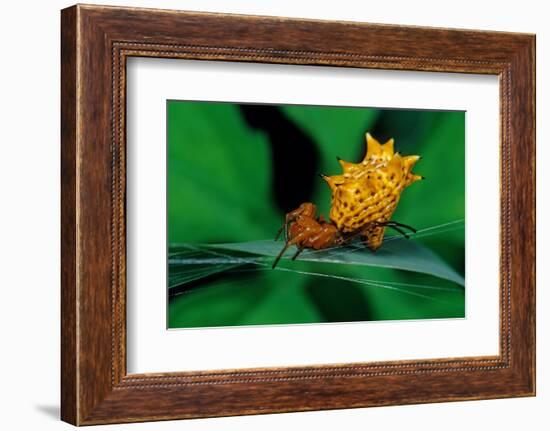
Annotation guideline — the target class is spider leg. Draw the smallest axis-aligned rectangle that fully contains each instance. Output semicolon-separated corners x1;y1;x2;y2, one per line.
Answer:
272;242;291;269
286;221;295;241
272;231;310;269
385;224;410;239
340;228;364;246
291;247;304;261
274;223;285;241
371;220;411;239
385;220;417;234
274;214;297;242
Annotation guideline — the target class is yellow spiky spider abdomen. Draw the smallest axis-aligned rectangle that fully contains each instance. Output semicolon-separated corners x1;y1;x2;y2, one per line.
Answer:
322;133;422;250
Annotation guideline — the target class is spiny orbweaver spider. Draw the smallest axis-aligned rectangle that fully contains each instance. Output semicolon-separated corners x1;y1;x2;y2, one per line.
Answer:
272;133;422;269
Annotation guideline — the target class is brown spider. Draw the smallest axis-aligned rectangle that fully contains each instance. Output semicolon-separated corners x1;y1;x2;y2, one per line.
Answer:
272;203;343;269
272;202;416;269
271;133;422;268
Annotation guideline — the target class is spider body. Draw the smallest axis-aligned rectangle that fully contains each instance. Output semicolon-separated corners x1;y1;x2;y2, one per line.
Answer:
322;133;422;249
272;133;422;269
272;203;343;269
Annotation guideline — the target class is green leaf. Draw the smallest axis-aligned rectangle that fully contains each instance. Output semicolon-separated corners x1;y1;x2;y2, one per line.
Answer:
169;276;270;328
390;111;466;272
168;268;322;328
169;237;464;288
235;271;323;325
210;239;464;286
168;102;279;243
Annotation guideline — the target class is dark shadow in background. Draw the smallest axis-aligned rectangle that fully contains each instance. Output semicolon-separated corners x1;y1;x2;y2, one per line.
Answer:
239;105;320;213
369;109;439;153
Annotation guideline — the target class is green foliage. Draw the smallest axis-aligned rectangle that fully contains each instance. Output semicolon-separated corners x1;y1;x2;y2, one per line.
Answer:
167;101;465;328
168;103;278;243
199;237;464;285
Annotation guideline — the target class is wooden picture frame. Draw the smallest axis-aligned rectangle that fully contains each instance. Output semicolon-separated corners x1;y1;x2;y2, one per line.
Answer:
61;4;535;425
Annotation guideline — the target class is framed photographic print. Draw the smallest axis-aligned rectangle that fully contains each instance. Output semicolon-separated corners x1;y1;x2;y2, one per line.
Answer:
61;4;535;425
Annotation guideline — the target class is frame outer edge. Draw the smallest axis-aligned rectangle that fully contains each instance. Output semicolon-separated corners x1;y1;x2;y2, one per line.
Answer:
504;34;536;396
60;4;536;424
61;5;79;426
525;34;537;396
527;35;536;395
531;34;536;396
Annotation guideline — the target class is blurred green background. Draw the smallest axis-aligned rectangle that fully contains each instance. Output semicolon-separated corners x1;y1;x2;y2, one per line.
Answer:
167;101;465;328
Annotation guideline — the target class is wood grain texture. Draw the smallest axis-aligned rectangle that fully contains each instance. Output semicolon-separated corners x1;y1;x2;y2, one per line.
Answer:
60;6;78;424
60;4;536;425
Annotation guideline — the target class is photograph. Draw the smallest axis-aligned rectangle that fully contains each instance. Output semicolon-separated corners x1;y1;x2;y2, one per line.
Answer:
167;101;466;328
